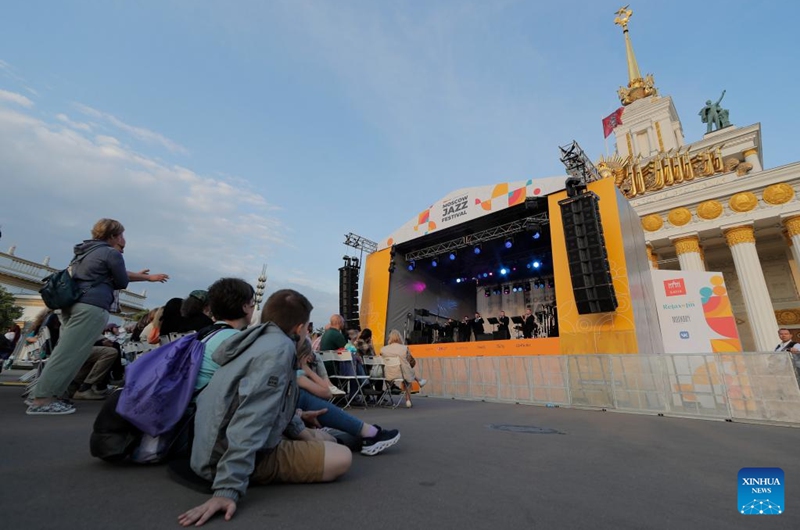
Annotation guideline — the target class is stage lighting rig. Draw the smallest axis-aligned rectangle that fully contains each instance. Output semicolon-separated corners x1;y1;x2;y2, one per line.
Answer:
559;141;601;198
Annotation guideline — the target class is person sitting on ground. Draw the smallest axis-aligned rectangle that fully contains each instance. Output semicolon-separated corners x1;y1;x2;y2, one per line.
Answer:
131;309;156;342
380;329;428;408
180;289;351;527
180;290;214;334
71;336;119;400
295;337;399;455
158;297;186;339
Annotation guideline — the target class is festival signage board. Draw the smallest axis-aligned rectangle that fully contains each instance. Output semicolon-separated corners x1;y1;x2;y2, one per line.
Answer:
651;269;742;353
378;176;566;250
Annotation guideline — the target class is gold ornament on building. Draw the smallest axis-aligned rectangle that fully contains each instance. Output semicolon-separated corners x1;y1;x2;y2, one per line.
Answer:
667;207;692;227
724;225;755;247
775;309;800;326
783;216;800;238
696;200;723;220
641;214;664;232
674;236;701;256
763;183;794;205
729;192;758;213
613;6;657;106
742;148;758;159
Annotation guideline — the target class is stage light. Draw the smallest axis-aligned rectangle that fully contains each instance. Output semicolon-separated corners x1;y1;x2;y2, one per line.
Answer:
473;244;482;255
449;251;457;261
524;282;532;292
503;285;510;295
408;260;416;271
388;260;396;273
533;261;541;269
484;288;491;297
504;237;513;249
500;268;508;276
431;257;438;267
482;273;489;278
456;278;461;283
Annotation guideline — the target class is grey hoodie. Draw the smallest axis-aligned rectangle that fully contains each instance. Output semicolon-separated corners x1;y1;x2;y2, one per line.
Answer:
190;322;305;502
70;240;129;310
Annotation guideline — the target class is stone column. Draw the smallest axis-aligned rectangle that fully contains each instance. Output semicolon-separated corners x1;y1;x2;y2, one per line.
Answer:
672;234;705;271
723;224;777;352
783;216;800;269
646;245;659;270
742;148;762;172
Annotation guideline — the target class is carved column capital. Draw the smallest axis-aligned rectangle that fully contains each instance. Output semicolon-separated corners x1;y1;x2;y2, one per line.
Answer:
673;235;702;256
724;225;755;247
783;216;800;238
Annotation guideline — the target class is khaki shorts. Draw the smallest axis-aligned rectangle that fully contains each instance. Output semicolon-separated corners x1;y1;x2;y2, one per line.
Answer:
252;439;326;484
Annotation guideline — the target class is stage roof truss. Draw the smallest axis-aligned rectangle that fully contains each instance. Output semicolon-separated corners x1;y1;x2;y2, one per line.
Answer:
403;213;549;262
344;232;378;254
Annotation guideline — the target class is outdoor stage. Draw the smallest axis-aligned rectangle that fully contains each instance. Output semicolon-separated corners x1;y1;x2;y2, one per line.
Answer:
361;175;663;356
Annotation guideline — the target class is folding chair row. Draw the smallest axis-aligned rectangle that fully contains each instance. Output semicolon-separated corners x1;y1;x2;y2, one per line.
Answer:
317;350;370;409
362;355;407;409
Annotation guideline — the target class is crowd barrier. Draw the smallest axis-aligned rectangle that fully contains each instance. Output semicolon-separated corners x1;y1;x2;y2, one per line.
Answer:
416;353;800;425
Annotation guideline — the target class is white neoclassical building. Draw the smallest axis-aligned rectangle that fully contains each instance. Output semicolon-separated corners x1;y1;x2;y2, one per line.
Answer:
598;7;800;352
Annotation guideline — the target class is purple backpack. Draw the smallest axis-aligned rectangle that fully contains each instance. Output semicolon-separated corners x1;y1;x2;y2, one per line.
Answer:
116;334;205;437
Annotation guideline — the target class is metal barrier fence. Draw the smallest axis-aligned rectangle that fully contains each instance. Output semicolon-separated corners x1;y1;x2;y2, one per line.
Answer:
416;353;800;425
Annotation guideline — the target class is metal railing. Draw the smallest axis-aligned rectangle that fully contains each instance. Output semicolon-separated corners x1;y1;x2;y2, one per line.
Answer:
417;352;800;425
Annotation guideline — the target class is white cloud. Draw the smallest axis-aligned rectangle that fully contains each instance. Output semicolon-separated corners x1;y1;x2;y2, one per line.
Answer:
56;113;92;132
74;102;189;155
0;104;302;311
0;88;34;108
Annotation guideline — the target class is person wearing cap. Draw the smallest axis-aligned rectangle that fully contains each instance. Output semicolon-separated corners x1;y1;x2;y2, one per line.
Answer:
181;289;213;332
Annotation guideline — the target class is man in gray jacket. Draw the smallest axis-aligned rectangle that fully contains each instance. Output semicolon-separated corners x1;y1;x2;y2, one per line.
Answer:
179;289;351;527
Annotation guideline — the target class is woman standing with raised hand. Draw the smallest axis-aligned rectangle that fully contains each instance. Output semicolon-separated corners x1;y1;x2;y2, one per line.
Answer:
27;219;169;415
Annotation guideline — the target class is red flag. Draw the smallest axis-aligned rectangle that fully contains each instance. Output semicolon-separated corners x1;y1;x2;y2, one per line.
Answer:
602;107;624;138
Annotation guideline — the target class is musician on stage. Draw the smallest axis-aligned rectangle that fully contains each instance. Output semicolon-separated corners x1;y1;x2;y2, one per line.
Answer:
497;310;510;340
457;316;471;342
471;312;485;340
442;318;456;342
522;307;536;339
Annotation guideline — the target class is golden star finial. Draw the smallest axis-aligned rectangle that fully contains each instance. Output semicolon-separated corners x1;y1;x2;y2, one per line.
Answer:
614;5;632;30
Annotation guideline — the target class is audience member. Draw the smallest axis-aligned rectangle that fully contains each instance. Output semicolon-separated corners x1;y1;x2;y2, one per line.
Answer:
380;329;428;408
27;218;168;415
180;290;213;333
180;289;350;527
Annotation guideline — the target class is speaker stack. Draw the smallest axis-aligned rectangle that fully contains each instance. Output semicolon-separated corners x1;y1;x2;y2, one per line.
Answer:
338;264;360;329
558;192;618;314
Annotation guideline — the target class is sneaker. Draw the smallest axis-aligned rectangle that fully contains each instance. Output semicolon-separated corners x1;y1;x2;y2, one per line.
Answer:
361;426;400;456
405;400;412;408
73;388;108;400
26;401;76;415
417;379;428;387
329;385;346;396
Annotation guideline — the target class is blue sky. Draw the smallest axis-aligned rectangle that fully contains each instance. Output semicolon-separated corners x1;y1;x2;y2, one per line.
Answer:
1;0;798;325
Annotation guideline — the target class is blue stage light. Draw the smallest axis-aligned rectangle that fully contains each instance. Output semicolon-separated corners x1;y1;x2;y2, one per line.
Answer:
431;257;438;267
504;237;513;249
449;251;457;261
500;268;508;275
533;261;541;269
473;244;482;255
482;273;489;278
456;278;461;283
408;260;416;271
533;232;541;240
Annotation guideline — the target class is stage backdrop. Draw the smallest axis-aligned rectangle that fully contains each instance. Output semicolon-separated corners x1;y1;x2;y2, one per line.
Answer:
650;270;742;353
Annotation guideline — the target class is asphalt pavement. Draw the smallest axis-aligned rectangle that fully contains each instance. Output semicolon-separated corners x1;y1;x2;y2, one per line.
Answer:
1;369;799;530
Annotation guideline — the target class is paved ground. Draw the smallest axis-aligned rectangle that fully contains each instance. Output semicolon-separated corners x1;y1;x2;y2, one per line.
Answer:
1;369;799;530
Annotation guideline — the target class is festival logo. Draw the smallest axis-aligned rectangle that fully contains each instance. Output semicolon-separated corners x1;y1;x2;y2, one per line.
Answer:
738;468;783;515
663;278;686;297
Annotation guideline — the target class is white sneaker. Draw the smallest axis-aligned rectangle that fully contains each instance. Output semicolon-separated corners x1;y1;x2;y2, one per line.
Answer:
405;400;412;408
329;385;346;396
418;379;427;387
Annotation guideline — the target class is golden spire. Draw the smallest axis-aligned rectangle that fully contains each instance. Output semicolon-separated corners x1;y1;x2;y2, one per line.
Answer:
613;6;657;106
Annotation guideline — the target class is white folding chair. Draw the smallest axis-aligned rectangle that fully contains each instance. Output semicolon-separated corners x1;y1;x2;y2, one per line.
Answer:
380;356;408;409
323;349;370;409
362;355;393;407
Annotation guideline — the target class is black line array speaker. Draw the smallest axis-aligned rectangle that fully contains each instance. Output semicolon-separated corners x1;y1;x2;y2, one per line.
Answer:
559;192;618;314
338;265;360;328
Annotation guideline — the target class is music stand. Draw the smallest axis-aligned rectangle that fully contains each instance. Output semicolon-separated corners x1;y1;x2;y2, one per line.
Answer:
487;317;499;330
511;316;524;324
511;316;524;339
